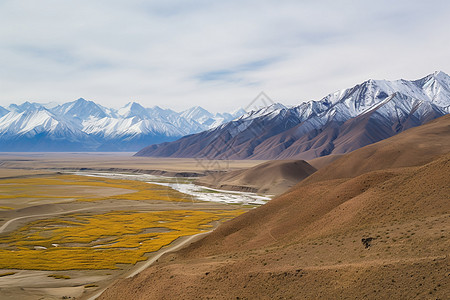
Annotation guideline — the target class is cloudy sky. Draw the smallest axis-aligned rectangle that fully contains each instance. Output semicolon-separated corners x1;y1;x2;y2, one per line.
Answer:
1;0;449;112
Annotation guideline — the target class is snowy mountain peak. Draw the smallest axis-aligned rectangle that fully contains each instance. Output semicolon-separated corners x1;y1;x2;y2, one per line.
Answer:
0;106;10;118
1;72;448;153
268;103;288;110
0;98;247;151
0;106;66;137
53;98;107;121
147;106;177;119
118;102;149;119
180;106;212;121
8;101;43;113
413;70;449;86
433;70;449;78
430;70;450;86
241;102;288;120
136;71;450;160
151;105;165;112
231;108;246;118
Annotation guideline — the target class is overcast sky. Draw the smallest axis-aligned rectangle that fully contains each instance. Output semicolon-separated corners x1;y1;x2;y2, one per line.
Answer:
0;0;449;112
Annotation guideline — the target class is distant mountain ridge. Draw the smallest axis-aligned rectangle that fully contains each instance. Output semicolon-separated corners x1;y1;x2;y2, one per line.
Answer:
0;99;245;151
136;71;450;159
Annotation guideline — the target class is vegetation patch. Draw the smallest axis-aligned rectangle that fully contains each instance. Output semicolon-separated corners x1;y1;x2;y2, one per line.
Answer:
0;209;244;270
0;174;192;203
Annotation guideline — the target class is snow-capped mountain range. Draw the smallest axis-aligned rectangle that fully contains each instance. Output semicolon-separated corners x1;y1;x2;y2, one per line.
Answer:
0;100;245;151
136;71;450;160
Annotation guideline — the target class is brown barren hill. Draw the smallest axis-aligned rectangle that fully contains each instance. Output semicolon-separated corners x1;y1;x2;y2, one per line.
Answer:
196;160;316;195
100;116;450;300
302;114;450;183
307;154;343;169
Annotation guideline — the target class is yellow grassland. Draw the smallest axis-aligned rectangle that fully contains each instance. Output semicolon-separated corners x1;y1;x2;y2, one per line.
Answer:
0;174;189;202
0;209;244;270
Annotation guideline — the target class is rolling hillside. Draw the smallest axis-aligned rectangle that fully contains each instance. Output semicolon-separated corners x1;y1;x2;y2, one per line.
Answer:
101;114;450;299
196;160;316;195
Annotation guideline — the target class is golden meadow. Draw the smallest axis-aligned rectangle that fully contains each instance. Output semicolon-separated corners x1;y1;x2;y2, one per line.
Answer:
0;174;190;204
0;175;244;270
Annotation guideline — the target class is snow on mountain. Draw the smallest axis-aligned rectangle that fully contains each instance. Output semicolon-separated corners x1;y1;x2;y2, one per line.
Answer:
0;107;86;141
53;98;109;122
413;71;450;109
0;99;246;151
147;106;178;119
180;106;213;122
239;103;288;120
231;108;247;118
83;116;185;138
8;71;448;154
40;101;60;110
136;71;450;159
117;102;150;119
176;105;244;132
0;106;8;118
7;101;44;113
294;71;450;132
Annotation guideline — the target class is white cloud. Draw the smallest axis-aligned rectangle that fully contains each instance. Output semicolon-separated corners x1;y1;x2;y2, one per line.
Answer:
0;0;449;112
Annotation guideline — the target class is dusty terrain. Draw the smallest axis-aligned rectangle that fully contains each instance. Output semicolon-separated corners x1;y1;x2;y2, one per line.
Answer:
196;160;316;195
307;154;343;169
0;152;265;177
100;115;450;299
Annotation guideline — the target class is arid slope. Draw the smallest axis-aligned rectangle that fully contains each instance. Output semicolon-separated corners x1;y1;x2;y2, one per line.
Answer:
301;114;450;183
196;160;316;195
100;115;450;300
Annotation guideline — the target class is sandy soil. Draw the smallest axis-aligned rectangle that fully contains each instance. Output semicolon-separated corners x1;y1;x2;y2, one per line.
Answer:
0;152;266;176
196;160;316;195
0;184;134;209
87;230;216;300
307;154;343;169
0;169;54;178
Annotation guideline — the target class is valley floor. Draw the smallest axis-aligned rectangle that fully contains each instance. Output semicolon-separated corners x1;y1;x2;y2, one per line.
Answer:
1;142;449;299
0;153;265;300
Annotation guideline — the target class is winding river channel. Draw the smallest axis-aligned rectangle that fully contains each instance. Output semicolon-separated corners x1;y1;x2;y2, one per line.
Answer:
73;171;272;205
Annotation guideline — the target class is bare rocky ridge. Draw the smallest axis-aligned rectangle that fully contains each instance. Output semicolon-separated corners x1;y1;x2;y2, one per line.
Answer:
300;114;450;183
136;71;450;160
101;114;450;299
